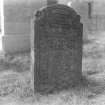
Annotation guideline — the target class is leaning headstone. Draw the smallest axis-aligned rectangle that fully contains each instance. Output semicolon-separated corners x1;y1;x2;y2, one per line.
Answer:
33;4;83;93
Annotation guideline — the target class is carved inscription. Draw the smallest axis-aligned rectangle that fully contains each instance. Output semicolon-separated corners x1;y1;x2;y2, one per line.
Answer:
40;37;77;50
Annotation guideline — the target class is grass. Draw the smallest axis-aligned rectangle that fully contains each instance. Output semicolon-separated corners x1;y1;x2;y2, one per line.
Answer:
0;32;105;104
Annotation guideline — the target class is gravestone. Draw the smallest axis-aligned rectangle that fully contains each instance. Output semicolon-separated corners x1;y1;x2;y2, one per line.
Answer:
33;4;83;93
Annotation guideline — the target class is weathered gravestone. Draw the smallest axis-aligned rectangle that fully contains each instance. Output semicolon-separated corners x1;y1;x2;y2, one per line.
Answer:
33;4;83;93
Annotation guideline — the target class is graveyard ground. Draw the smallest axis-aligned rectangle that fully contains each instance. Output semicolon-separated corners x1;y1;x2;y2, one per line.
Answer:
0;32;105;105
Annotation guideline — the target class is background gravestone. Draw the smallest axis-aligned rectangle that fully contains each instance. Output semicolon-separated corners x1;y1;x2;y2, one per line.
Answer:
33;4;83;93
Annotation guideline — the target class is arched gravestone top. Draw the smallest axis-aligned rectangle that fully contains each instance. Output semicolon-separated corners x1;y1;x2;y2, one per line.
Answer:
35;4;81;31
34;4;83;93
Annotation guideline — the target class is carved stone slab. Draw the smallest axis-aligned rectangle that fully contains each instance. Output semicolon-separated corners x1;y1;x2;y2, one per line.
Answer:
33;4;83;93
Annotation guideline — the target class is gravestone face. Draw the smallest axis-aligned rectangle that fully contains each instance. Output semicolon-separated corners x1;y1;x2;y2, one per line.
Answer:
33;4;83;93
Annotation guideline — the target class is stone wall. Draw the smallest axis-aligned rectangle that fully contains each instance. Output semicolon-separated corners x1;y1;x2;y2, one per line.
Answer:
2;0;47;53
